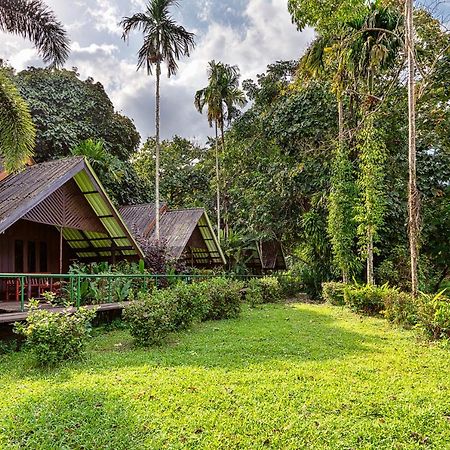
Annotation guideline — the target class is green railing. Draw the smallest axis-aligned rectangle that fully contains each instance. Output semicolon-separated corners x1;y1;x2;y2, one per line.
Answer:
0;273;264;312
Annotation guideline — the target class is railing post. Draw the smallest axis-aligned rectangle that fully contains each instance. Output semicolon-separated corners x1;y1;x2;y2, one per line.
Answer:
20;276;25;312
108;276;112;303
76;274;81;308
70;276;74;304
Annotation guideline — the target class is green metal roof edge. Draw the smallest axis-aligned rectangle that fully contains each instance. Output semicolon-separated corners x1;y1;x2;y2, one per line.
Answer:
200;211;226;265
78;158;145;259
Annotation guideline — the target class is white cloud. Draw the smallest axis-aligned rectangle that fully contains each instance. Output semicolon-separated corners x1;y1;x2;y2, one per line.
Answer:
0;0;314;143
72;42;118;55
87;0;122;35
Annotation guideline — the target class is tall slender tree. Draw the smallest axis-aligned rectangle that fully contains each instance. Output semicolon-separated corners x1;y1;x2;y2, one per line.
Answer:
121;0;195;241
297;3;401;283
0;0;69;171
405;0;419;297
194;61;246;240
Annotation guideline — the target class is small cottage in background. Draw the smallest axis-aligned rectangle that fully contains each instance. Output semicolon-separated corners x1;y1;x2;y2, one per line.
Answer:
245;240;286;273
119;203;226;267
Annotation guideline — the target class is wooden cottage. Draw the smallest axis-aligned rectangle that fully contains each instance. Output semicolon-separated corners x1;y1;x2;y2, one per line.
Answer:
245;240;287;273
0;156;143;275
119;204;226;267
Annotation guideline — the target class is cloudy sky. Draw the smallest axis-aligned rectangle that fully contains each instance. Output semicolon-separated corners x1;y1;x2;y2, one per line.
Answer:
1;0;314;144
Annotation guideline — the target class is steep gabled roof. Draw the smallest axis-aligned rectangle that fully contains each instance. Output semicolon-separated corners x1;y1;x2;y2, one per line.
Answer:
120;203;226;266
118;202;167;237
0;157;85;232
0;157;144;259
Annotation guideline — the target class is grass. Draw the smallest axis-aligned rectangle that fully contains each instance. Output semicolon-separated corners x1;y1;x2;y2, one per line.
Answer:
0;302;449;449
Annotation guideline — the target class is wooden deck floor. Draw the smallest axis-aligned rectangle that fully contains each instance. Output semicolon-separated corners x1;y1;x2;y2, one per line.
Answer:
0;302;130;324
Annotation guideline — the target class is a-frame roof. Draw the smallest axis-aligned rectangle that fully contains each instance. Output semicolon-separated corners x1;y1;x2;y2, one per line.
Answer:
118;202;167;237
119;204;226;266
0;157;144;260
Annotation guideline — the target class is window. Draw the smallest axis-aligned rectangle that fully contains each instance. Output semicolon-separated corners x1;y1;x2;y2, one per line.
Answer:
14;240;24;272
28;241;37;272
40;242;48;272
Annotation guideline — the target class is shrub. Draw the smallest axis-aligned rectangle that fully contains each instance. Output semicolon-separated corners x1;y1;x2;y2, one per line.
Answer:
382;289;417;327
246;277;281;306
344;284;391;315
14;303;97;366
416;291;450;340
322;282;347;306
123;290;176;346
201;278;244;321
277;272;303;298
171;282;209;330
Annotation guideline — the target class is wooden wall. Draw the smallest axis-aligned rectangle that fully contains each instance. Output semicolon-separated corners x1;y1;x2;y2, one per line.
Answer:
0;219;72;273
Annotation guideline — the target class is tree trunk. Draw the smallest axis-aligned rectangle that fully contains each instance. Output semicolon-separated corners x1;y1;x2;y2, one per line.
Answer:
338;95;349;284
215;120;220;242
367;231;374;285
155;59;161;241
220;121;228;239
406;0;419;298
338;96;344;147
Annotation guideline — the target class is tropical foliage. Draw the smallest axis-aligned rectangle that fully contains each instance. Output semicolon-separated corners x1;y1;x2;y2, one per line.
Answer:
0;0;69;171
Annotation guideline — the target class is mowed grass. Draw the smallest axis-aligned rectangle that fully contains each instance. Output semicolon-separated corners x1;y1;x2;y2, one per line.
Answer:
1;303;450;450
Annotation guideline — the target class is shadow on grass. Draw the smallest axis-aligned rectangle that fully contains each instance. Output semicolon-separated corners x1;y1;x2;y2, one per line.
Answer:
91;303;385;372
2;303;385;380
1;386;142;450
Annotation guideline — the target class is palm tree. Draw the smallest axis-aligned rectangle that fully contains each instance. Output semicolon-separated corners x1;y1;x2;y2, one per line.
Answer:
194;61;246;240
0;0;70;172
121;0;195;241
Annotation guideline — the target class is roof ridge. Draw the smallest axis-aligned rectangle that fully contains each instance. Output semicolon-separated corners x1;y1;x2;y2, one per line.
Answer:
168;207;205;212
119;202;167;209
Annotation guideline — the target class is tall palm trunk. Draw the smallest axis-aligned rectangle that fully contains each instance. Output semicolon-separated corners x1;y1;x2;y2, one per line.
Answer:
406;0;419;297
215;120;220;241
220;121;229;239
155;58;161;241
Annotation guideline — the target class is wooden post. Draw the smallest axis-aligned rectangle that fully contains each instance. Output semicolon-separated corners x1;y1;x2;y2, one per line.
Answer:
59;227;63;274
111;241;116;265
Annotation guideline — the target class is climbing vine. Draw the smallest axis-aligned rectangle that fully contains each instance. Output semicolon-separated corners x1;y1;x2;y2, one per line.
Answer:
355;116;387;284
327;142;359;282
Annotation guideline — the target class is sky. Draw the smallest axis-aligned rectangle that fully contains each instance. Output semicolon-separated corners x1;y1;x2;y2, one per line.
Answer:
1;0;314;145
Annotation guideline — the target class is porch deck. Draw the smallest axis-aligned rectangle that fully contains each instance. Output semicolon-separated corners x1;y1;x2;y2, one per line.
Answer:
0;301;130;325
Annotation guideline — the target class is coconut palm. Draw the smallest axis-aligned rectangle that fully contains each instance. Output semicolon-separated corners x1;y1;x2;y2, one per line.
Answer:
194;61;246;240
0;0;70;172
121;0;195;241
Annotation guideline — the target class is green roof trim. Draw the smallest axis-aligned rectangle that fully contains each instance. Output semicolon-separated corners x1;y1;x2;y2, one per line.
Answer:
198;212;226;265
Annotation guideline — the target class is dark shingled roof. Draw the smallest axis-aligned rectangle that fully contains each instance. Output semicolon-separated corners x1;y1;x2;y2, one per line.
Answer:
118;203;167;237
148;208;205;258
0;156;144;259
0;157;85;233
120;203;226;265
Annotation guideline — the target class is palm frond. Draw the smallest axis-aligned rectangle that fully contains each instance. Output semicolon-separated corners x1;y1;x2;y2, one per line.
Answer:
0;0;70;67
121;0;195;77
0;69;35;172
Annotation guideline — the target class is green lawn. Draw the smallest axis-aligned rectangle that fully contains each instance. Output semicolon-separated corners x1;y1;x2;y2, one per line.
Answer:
1;303;449;449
